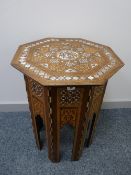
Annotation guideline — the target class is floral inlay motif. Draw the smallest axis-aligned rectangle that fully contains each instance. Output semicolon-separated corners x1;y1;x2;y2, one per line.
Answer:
15;38;123;84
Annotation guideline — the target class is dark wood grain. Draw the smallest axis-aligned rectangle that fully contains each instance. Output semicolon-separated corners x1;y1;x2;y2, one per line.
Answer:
24;75;107;162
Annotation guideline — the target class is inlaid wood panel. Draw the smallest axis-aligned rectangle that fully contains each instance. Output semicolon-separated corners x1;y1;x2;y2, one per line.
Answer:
11;38;124;86
11;37;124;162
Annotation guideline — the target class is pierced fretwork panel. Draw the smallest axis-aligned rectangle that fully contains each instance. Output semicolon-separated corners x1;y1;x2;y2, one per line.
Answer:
28;77;44;99
58;87;82;106
32;97;45;120
24;76;45;121
31;81;44;97
57;86;85;128
60;108;78;127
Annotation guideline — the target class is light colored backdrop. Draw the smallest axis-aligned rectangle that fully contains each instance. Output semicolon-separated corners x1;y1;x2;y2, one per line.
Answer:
0;0;131;109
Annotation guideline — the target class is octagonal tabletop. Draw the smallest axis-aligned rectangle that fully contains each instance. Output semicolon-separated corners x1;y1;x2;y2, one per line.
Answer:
11;38;124;86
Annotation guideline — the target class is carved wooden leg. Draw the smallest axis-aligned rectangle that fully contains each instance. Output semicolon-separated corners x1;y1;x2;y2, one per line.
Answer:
24;75;45;150
44;87;60;163
85;113;97;147
85;83;107;147
31;115;43;150
71;87;92;161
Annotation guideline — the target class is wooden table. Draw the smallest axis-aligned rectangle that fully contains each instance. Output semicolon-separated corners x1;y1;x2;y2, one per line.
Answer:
11;38;124;162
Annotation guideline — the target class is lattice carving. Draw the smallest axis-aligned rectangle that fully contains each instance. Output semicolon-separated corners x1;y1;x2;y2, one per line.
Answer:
60;108;77;127
24;75;107;162
28;79;44;97
59;87;81;105
32;97;44;118
24;75;45;150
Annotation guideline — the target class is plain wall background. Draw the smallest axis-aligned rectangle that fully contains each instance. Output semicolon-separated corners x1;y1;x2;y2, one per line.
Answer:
0;0;131;105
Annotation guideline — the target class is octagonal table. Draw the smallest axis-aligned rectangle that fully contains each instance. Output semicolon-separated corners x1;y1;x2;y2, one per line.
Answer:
11;38;124;162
